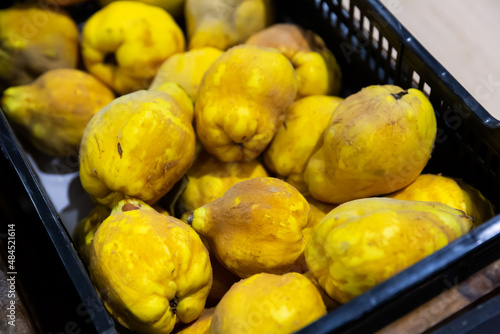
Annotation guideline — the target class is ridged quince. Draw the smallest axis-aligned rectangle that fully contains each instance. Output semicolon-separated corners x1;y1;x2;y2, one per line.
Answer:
246;23;342;98
264;95;343;192
387;174;495;227
210;272;326;334
0;4;79;87
179;150;268;220
185;0;273;50
99;0;185;17
304;85;437;204
1;68;115;156
90;199;212;334
81;1;185;94
79;89;195;208
195;45;297;162
188;177;311;278
149;47;224;101
305;198;473;303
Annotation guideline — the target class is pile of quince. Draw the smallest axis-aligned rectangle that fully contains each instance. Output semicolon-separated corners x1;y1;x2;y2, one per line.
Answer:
0;1;496;333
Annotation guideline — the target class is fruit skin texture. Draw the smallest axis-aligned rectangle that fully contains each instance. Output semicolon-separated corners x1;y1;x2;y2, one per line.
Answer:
387;174;495;227
1;68;115;157
210;272;326;334
195;45;297;162
99;0;185;17
179;150;268;219
305;198;473;303
0;4;79;87
185;0;273;51
149;47;224;101
264;95;343;190
149;82;194;123
81;1;185;94
304;85;437;204
73;203;168;267
79;90;196;208
246;23;342;98
176;307;214;334
90;199;212;334
189;177;311;278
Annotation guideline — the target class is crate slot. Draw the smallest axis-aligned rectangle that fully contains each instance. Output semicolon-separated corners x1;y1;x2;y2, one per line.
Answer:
412;71;421;88
353;6;361;28
423;82;432;96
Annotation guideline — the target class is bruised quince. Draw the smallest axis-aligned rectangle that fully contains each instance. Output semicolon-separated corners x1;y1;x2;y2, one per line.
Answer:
188;177;311;278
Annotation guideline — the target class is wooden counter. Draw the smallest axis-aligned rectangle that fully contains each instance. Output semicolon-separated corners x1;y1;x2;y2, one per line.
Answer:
380;0;500;120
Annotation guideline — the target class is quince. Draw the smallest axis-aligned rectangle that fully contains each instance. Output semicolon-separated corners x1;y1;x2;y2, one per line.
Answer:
0;4;79;87
99;0;185;17
185;0;273;50
149;47;224;101
188;177;311;278
179;150;268;219
1;68;115;156
387;174;495;227
305;198;473;303
304;85;437;203
176;307;214;334
81;1;185;94
73;203;168;267
79;89;196;208
264;95;343;191
195;45;297;162
246;23;342;98
90;198;212;334
149;82;194;123
210;272;326;334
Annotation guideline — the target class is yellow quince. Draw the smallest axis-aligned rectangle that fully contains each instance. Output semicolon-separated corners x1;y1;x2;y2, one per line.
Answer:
149;47;224;101
79;89;196;208
98;0;185;17
305;198;473;303
90;198;212;334
210;272;326;334
387;174;495;227
195;45;297;162
264;95;343;191
178;150;268;219
246;23;342;98
81;1;185;94
1;68;115;157
185;0;273;50
304;85;437;203
0;4;79;87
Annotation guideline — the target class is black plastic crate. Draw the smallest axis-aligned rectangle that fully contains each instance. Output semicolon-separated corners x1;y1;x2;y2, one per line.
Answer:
1;0;500;333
